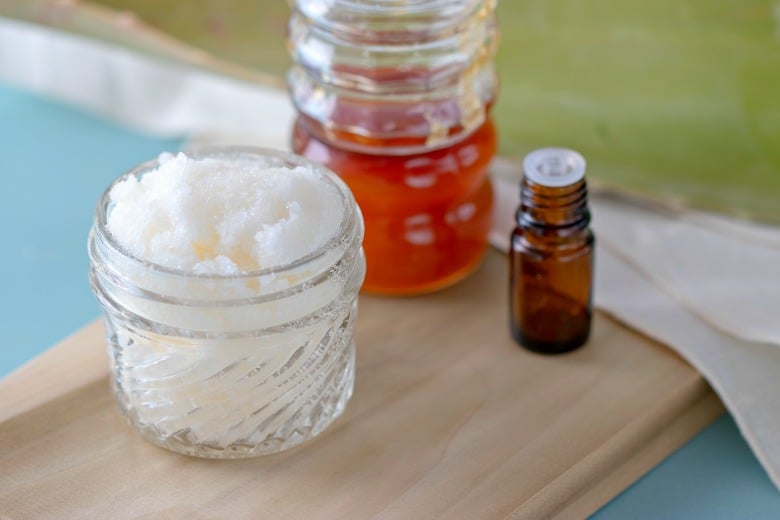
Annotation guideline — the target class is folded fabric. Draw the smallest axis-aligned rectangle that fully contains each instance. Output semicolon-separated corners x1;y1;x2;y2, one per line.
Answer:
0;17;290;145
492;162;780;488
491;159;780;347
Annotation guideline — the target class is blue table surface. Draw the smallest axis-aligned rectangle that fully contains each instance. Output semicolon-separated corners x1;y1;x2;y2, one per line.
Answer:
1;82;778;518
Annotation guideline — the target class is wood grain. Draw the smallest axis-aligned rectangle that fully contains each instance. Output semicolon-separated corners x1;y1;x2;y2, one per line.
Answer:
0;251;723;519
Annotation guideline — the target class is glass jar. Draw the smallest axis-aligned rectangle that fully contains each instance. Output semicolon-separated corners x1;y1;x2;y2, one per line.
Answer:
88;148;366;458
288;0;499;295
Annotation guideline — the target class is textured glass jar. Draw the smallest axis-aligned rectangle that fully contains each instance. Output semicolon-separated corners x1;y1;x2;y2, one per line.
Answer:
289;0;498;294
88;148;365;458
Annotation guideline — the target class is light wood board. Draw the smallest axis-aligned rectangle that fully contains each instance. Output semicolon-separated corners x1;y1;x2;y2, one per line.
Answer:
0;251;723;519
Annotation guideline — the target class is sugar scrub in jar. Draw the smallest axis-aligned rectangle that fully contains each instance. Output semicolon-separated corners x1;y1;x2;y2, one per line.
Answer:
289;0;499;294
88;148;365;458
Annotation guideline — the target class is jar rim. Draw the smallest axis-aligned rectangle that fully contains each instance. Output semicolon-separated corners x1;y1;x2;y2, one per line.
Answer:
294;0;491;36
93;146;360;281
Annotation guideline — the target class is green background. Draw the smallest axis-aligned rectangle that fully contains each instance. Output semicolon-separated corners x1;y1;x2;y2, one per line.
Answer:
84;0;780;221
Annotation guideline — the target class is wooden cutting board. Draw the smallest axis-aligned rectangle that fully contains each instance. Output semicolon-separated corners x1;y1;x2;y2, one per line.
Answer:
0;251;722;519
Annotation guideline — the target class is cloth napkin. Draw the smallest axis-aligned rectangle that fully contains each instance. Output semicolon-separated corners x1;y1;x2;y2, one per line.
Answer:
491;162;780;489
3;17;780;489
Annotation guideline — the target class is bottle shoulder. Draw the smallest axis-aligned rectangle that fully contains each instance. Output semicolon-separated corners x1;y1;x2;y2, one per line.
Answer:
511;226;594;258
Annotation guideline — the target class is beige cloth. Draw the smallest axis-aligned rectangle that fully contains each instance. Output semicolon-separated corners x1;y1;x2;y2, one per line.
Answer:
491;162;780;488
3;17;780;489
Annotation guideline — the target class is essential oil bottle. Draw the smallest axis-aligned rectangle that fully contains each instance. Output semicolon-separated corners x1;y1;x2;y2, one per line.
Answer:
509;148;594;354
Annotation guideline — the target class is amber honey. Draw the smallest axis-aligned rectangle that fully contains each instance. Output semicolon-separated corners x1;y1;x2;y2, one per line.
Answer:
288;0;498;294
293;116;494;294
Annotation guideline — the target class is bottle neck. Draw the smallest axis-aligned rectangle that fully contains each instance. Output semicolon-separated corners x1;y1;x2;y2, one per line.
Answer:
517;178;591;247
288;0;498;155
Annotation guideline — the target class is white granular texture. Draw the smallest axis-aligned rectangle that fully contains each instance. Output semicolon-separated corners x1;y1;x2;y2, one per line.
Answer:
107;152;344;275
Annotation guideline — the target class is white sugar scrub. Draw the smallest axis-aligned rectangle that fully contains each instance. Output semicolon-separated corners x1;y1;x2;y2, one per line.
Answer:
89;148;366;458
106;151;345;275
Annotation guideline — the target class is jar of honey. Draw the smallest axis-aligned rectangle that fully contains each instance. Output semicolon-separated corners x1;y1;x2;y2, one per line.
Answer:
288;0;498;294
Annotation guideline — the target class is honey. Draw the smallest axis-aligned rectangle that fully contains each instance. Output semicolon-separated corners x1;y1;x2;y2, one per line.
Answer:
288;0;498;294
292;116;495;294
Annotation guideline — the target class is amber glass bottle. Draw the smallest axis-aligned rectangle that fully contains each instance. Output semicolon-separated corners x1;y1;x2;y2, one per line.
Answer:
288;0;498;295
509;148;594;354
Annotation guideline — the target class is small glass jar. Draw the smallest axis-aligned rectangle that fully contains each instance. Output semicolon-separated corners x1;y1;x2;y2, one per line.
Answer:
88;148;366;458
288;0;498;295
